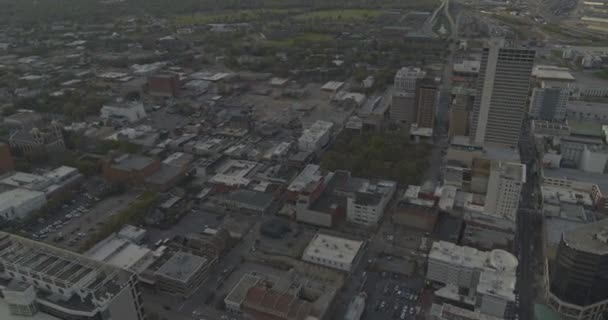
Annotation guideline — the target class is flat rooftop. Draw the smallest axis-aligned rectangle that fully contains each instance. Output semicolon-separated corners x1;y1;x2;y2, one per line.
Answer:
567;100;608;119
494;161;526;183
210;159;258;186
0;172;47;188
541;185;594;209
287;164;323;193
155;252;209;283
543;167;608;193
562;219;608;255
429;241;487;269
85;235;153;272
532;65;575;81
477;269;516;301
221;189;274;211
430;240;519;273
571;70;608;87
303;233;363;267
0;232;135;312
225;273;262;308
0;188;45;212
111;154;156;171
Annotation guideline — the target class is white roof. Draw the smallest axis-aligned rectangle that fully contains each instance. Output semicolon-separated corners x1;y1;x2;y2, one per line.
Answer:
429;241;487;269
0;189;44;211
410;125;433;137
453;60;480;73
105;244;152;271
541;185;594;207
44;166;77;180
430;241;518;300
299;121;333;144
269;77;288;86
430;241;518;273
321;81;345;91
494;161;526;183
210;159;258;187
476;269;516;301
303;233;363;266
532;65;575;81
288;164;323;192
1;172;46;188
97;71;128;79
438;185;457;211
117;224;146;241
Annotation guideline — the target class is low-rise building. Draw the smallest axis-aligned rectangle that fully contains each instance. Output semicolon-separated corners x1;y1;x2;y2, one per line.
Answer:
346;179;396;226
154;251;214;298
0;143;15;174
430;303;503;320
0;232;145;320
9;123;65;155
181;228;231;258
295;171;395;227
213;189;276;215
426;241;518;318
209;159;259;191
0;167;82;198
0;189;46;220
225;273;262;313
85;232;157;274
286;164;325;202
102;154;161;186
148;73;180;97
101;100;147;123
229;270;338;320
301;233;364;272
298;120;333;153
542;167;608;213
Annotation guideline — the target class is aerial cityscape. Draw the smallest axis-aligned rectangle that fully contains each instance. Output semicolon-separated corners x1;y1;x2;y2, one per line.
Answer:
0;0;607;319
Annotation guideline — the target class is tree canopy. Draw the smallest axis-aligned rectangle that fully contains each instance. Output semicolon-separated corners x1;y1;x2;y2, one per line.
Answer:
321;131;431;186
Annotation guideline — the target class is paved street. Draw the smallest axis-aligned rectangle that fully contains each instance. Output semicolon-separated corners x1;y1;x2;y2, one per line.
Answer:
516;119;544;320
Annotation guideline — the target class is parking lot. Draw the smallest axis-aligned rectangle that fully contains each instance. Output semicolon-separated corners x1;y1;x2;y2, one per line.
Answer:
362;270;426;320
29;180;140;251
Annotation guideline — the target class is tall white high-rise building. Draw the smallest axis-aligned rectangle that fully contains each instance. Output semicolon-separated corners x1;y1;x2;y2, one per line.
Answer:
470;40;535;147
484;161;526;221
394;67;426;93
391;67;426;124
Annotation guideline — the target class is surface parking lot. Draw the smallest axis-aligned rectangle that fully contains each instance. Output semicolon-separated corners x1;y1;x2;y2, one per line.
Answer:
363;271;425;320
27;181;140;251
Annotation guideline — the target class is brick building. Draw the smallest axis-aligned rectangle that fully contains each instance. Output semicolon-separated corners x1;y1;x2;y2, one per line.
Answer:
0;143;15;174
148;73;180;97
102;154;161;186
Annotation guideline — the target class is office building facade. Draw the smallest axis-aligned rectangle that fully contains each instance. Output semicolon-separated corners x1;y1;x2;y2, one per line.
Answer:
484;161;526;221
392;67;426;125
547;220;608;320
470;40;535;147
416;79;439;129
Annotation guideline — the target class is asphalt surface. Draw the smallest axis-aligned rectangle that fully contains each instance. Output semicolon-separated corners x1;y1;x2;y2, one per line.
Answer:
515;119;544;320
